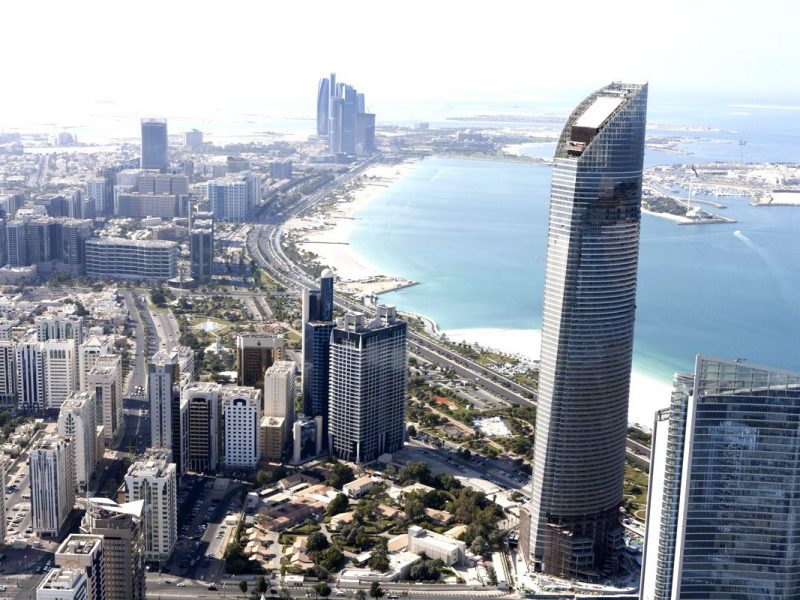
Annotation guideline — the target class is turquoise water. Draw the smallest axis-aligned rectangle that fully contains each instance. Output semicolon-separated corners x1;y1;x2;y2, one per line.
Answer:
349;157;800;384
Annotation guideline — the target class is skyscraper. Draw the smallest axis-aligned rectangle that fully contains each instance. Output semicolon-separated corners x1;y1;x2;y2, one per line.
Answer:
148;350;183;472
263;361;296;445
328;306;407;463
54;535;105;600
16;336;45;413
140;118;168;172
190;211;214;283
87;354;123;444
641;356;800;600
317;76;330;136
181;381;221;474
124;448;177;563
57;391;99;493
221;386;262;470
528;82;648;579
302;270;335;429
81;497;146;600
30;434;74;537
235;333;284;389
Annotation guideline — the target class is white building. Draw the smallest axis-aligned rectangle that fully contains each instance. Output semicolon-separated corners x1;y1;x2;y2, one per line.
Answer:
44;339;79;410
181;381;221;474
37;567;88;600
407;526;465;566
0;341;16;410
149;349;179;453
207;177;251;222
36;315;85;346
87;355;123;443
57;392;99;493
86;177;107;215
85;238;177;281
263;360;296;443
124;448;177;563
55;535;105;600
0;453;6;544
16;337;45;413
221;386;262;470
30;434;74;537
78;337;112;392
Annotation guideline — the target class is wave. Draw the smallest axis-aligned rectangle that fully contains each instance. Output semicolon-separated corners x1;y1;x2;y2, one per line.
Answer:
733;230;755;249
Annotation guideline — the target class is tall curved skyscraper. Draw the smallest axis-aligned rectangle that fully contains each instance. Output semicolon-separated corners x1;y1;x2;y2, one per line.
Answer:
528;82;648;579
316;77;330;136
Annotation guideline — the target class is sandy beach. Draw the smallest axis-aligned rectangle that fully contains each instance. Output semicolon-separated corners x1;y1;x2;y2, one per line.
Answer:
442;326;672;428
641;207;692;223
284;162;417;295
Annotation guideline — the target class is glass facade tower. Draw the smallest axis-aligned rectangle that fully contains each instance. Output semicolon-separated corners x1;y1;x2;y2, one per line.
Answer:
528;82;648;579
642;356;800;600
140;118;168;172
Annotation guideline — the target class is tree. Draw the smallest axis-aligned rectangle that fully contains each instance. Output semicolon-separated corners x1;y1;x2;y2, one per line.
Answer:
470;535;488;556
257;470;270;486
369;581;384;599
355;591;367;600
314;582;331;598
368;549;389;572
326;493;349;517
326;462;355;489
256;576;268;593
486;565;497;586
318;547;343;571
239;580;249;595
406;424;417;438
307;531;330;552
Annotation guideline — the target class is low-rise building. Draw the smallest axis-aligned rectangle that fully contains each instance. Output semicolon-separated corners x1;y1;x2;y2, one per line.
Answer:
407;526;466;566
343;475;380;498
85;238;177;281
260;416;285;460
54;535;105;600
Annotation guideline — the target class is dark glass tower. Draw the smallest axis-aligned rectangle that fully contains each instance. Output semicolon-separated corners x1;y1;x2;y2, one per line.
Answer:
302;270;335;429
316;77;330;136
643;357;800;600
140;118;168;172
528;82;648;579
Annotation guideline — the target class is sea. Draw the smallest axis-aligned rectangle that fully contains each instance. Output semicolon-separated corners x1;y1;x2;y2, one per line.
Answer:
345;99;800;425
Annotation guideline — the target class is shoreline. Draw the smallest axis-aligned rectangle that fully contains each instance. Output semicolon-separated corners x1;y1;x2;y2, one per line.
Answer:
292;156;674;427
283;162;417;296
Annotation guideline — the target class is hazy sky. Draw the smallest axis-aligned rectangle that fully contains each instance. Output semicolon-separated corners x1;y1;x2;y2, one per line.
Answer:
3;0;799;120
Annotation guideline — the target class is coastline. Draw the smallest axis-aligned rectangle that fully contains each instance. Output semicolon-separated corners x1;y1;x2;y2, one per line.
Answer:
292;156;674;427
284;162;417;296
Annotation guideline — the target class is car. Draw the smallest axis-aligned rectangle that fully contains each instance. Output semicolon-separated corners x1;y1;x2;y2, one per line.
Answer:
335;592;346;597
207;585;218;591
164;580;173;585
176;583;186;587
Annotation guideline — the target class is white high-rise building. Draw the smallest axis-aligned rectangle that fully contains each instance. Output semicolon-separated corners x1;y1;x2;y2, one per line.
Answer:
30;434;74;537
44;339;78;410
36;315;84;346
55;535;105;600
263;361;296;443
87;354;123;444
86;178;107;215
16;337;45;413
78;336;112;392
207;178;250;222
0;341;16;410
0;453;6;544
37;567;88;600
124;448;177;563
148;349;184;470
57;391;99;493
221;386;262;470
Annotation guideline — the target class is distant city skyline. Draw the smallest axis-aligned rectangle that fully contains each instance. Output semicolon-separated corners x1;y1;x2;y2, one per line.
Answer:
1;0;798;130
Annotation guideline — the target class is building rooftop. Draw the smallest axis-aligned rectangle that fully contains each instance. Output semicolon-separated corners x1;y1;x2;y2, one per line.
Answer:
56;534;103;556
87;236;176;249
573;96;625;130
86;497;144;519
127;448;174;478
265;361;296;378
39;567;86;591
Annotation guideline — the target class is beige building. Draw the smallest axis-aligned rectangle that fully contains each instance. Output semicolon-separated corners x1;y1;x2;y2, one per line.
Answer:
260;416;285;460
37;567;88;600
407;526;465;566
263;361;296;444
235;333;284;389
57;391;99;493
30;434;74;537
181;382;221;473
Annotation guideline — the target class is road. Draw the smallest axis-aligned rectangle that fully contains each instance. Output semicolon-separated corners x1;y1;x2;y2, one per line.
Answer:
122;291;147;396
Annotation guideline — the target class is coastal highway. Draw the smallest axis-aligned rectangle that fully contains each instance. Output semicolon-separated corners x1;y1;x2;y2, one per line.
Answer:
246;158;651;463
